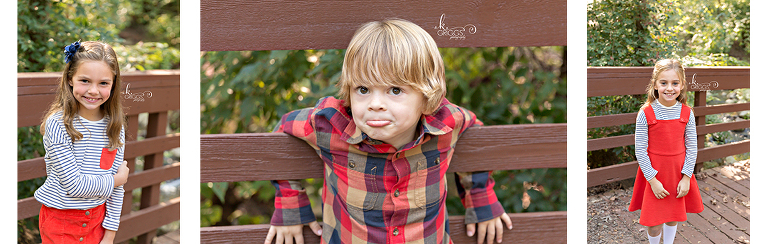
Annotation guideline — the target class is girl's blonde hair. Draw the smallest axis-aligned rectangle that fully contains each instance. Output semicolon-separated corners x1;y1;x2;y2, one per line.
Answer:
643;58;688;107
41;41;125;149
338;18;446;114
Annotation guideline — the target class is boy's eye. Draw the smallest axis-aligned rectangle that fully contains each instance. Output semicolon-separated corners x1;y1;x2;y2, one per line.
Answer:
390;87;402;95
356;86;369;94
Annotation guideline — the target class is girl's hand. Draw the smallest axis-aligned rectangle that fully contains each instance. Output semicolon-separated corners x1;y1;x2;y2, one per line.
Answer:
100;230;116;244
648;177;669;199
466;213;513;244
264;221;322;244
114;161;129;187
676;175;691;198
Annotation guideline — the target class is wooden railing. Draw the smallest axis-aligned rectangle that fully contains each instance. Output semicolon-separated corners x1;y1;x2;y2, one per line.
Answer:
17;70;181;243
200;125;567;243
586;67;750;187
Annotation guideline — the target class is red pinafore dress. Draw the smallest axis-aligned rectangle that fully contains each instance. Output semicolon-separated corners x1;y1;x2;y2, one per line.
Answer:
628;104;704;226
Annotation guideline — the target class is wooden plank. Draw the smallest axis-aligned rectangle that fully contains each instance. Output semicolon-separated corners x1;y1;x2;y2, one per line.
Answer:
678;221;714;244
17;70;180;127
124;162;181;192
137;112;168;244
115;197;181;243
697;197;749;241
17;134;181;181
200;211;566;244
687;213;732;243
587;67;749;97
587;103;749;129
696;120;750;136
696;140;750;163
587;161;639;188
697;178;750;220
697;182;750;236
17;197;42;220
587;112;636;129
707;174;750;199
587;134;633;151
201;124;566;182
201;0;566;51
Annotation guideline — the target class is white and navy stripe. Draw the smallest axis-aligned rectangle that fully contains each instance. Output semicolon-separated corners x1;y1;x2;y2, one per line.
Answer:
34;111;125;231
634;100;697;181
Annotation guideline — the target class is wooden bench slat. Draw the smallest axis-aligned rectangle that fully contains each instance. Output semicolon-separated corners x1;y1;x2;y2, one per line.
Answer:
587;120;750;152
18;134;181;181
588;103;750;129
124;162;181;192
201;0;566;51
115;197;181;243
587;67;750;97
200;211;566;244
201;124;566;182
587;140;751;187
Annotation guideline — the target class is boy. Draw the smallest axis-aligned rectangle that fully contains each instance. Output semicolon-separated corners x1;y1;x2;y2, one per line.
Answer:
265;19;512;244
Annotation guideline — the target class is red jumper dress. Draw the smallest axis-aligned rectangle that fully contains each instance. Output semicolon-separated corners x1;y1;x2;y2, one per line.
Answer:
628;104;704;226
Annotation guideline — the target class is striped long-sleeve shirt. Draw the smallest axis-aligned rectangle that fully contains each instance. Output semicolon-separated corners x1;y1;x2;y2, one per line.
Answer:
634;100;697;181
34;111;125;231
271;96;505;244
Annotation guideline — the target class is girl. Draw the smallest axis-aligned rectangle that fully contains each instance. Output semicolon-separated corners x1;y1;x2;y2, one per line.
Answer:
628;59;704;244
34;40;130;244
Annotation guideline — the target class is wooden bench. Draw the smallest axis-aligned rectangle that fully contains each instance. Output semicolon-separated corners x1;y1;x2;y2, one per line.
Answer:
200;0;567;243
586;66;750;187
17;70;181;243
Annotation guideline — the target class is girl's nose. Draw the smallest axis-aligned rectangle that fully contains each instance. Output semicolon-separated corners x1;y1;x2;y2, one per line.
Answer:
87;84;99;94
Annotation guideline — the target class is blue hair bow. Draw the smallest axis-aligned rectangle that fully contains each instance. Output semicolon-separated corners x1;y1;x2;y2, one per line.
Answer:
64;40;81;63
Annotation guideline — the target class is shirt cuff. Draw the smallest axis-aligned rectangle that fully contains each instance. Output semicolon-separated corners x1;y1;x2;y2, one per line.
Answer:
461;188;505;224
270;191;315;226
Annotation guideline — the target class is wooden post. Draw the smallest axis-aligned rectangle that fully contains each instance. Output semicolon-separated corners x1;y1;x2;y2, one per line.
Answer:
694;91;707;173
136;112;168;244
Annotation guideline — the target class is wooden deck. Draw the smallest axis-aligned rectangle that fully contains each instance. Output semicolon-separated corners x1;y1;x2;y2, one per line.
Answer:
587;160;750;243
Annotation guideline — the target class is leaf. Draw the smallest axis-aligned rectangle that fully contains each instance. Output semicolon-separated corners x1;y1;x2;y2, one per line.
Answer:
211;182;229;203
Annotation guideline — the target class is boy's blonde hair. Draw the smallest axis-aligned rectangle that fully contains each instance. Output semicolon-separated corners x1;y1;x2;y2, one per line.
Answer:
644;58;688;107
41;41;125;149
338;18;446;114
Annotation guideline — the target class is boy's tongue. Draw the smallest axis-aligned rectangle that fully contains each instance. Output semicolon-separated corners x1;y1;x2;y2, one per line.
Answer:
367;120;390;127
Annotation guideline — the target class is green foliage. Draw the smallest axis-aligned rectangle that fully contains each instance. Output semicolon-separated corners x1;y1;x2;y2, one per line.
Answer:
587;0;677;66
18;0;181;73
200;46;567;226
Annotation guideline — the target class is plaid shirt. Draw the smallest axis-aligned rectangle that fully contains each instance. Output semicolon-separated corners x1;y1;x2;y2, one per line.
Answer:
271;96;505;244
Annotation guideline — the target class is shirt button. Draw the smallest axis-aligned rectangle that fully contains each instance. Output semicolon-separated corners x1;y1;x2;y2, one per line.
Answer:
393;227;399;236
85;211;90;216
394;189;400;197
349;162;355;168
434;158;440;165
82;223;87;227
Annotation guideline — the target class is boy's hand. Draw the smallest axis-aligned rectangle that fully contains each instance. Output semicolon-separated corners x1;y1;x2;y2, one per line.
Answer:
114;161;129;187
100;229;116;244
676;175;691;198
466;213;512;244
264;221;322;244
649;177;669;199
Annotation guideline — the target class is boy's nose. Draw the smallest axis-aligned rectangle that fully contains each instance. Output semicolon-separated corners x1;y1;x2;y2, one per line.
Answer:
368;94;386;111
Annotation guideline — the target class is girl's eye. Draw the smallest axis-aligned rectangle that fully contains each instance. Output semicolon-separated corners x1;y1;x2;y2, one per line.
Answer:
390;87;402;95
356;86;369;94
